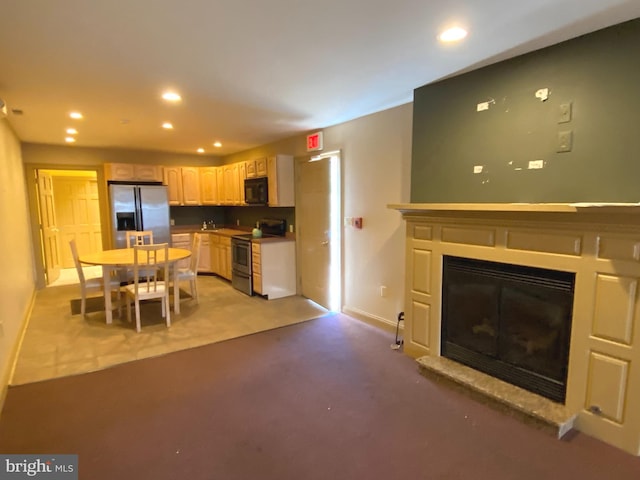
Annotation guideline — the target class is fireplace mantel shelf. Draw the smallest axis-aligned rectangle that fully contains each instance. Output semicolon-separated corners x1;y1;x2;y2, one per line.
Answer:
388;202;640;214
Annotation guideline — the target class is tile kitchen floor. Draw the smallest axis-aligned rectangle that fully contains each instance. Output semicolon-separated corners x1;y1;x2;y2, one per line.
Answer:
11;275;328;385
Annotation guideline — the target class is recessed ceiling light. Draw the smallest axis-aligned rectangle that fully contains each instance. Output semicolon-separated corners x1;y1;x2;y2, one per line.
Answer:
65;137;76;143
213;141;222;148
438;27;468;43
197;148;205;154
162;91;182;102
66;128;78;135
69;111;83;119
162;122;174;130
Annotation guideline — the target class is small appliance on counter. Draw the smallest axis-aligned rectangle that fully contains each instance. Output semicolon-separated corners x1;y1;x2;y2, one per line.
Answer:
230;218;287;296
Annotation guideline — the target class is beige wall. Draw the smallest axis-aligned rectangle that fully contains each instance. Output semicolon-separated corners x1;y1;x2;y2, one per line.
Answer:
225;103;413;327
0;119;36;401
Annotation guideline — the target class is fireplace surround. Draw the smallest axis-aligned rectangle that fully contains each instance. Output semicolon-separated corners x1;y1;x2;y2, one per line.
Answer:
391;203;640;455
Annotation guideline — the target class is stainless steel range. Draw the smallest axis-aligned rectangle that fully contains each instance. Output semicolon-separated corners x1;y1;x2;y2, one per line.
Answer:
231;234;253;295
231;218;287;296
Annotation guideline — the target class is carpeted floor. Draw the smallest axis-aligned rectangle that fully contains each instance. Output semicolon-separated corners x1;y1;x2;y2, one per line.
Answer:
0;313;638;480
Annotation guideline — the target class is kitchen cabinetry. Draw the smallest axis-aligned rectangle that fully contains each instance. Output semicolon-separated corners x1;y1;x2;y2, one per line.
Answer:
171;233;192;270
246;159;257;178
252;240;296;299
222;164;240;205
198;233;211;272
164;167;183;205
267;154;295;206
163;166;201;206
200;167;219;205
105;163;163;182
220;236;231;280
181;167;201;205
246;157;268;178
238;161;247;205
256;157;268;177
210;233;232;280
216;168;225;204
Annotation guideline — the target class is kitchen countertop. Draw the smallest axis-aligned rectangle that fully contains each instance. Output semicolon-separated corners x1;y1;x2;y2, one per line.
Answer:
171;225;295;242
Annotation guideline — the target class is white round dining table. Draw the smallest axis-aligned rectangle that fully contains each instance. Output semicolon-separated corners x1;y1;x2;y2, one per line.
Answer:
79;247;191;324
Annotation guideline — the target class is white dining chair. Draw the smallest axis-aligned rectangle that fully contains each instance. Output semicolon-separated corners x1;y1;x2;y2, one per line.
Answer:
120;230;155;283
173;232;202;304
69;239;121;318
124;243;171;333
125;230;154;247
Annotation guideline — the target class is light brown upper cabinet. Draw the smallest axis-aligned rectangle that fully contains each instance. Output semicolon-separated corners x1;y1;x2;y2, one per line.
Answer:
222;163;240;205
163;167;183;205
246;159;257;178
256;157;268;177
238;161;247;205
216;168;225;204
200;166;219;205
267;154;295;206
105;163;163;182
163;166;201;206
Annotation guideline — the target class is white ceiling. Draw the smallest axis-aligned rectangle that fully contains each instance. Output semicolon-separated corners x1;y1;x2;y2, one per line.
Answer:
1;1;639;156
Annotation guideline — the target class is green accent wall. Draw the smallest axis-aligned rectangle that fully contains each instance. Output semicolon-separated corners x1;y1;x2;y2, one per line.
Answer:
411;18;640;203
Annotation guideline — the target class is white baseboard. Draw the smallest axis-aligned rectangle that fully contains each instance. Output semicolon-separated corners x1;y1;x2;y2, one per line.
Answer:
0;288;36;412
341;306;404;335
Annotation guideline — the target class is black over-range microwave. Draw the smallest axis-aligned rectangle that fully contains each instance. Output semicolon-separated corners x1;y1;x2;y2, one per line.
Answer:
244;177;268;205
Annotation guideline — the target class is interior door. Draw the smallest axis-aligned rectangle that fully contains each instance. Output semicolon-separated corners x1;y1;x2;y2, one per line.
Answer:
296;153;340;309
54;175;102;268
37;171;61;284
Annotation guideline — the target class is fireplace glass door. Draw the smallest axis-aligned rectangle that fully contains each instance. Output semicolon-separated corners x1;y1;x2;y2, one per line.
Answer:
441;256;575;402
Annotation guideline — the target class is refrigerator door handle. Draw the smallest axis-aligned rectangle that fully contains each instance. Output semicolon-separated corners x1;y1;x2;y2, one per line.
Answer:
134;187;144;231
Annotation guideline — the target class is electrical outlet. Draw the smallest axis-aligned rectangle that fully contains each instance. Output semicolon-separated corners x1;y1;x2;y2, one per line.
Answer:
353;217;363;229
380;286;387;297
473;165;484;174
558;130;573;152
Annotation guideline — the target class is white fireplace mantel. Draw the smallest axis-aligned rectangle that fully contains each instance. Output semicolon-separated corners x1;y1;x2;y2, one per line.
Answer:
389;202;640;213
390;202;640;456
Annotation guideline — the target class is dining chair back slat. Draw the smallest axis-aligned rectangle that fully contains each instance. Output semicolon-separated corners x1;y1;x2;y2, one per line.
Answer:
125;230;154;247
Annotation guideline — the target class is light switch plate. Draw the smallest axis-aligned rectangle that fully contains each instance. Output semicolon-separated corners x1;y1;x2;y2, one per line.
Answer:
559;102;572;123
557;130;573;152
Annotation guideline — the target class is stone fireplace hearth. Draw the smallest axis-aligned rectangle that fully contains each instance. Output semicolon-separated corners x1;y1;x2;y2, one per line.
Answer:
390;203;640;456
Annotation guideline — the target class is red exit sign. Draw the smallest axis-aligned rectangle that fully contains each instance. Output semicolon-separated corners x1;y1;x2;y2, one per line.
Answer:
306;131;323;152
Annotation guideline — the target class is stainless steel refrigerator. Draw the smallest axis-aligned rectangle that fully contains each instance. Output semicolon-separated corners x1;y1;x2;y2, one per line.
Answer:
109;183;171;248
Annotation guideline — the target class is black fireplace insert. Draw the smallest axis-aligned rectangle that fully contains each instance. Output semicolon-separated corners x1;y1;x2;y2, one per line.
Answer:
441;256;575;402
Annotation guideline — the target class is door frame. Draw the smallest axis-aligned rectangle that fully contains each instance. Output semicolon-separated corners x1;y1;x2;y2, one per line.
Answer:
25;164;110;289
294;150;343;311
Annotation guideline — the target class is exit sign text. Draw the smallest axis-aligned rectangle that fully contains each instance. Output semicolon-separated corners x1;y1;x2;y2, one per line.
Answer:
306;132;323;152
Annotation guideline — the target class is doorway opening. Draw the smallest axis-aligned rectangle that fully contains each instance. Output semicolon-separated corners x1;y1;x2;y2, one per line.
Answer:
28;167;106;288
296;151;342;311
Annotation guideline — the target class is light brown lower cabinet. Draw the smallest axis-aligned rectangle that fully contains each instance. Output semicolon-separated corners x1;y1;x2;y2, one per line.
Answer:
210;233;231;280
